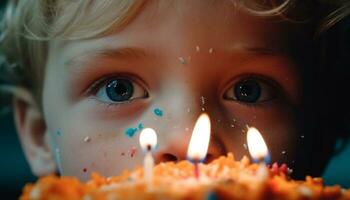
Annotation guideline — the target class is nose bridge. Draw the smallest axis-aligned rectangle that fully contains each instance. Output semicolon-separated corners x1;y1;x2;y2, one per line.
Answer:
154;84;225;163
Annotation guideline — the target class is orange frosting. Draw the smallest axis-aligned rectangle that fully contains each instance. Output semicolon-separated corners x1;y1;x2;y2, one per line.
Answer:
20;153;350;200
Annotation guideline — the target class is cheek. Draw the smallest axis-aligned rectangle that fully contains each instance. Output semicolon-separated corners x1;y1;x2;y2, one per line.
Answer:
45;108;149;181
218;102;298;163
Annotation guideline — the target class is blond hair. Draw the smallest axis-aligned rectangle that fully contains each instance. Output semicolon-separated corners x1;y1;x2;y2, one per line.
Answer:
0;0;349;111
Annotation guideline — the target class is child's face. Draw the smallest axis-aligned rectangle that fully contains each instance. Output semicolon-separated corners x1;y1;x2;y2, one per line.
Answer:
43;1;305;180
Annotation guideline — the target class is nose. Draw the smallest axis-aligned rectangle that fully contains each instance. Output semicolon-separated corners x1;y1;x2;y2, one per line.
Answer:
154;126;226;164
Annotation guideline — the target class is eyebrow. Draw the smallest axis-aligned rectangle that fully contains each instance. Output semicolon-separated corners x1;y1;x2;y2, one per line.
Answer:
230;44;284;56
66;44;283;69
66;47;148;68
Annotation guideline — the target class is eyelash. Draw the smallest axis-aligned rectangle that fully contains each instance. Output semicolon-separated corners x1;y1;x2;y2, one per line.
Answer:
222;73;284;108
85;74;148;103
85;73;283;110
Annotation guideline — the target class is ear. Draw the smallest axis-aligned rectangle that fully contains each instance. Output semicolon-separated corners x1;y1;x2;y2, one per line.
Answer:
12;87;56;176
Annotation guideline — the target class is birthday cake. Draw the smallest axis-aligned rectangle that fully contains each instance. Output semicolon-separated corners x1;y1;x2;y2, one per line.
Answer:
20;153;350;200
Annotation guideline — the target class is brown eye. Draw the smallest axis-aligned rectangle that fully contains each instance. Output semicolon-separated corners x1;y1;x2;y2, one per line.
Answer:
224;78;278;104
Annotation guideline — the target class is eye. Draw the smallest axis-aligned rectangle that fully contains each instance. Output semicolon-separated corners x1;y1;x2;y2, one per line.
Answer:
224;78;279;104
94;77;148;103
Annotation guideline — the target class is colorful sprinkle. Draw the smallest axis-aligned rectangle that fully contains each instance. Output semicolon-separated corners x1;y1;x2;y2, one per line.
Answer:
138;123;144;130
124;123;144;138
196;46;200;52
125;128;138;138
130;147;137;157
178;57;186;65
84;136;91;143
209;48;214;54
201;96;206;105
56;129;62;136
154;108;163;117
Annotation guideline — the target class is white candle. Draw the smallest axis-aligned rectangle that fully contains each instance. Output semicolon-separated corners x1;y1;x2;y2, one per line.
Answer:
144;151;154;182
139;128;157;183
186;113;211;179
247;127;269;182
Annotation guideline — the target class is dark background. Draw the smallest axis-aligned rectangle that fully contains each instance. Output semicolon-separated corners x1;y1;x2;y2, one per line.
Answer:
0;0;349;199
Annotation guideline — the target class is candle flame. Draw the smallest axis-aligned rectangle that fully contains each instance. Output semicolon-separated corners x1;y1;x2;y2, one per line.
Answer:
187;113;211;161
139;128;157;151
247;127;268;161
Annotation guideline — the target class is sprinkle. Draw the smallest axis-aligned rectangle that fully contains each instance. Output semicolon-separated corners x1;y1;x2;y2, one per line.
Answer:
187;108;191;113
243;144;247;149
201;96;206;105
84;136;91;143
281;150;286;154
125;128;138;138
154;108;163;117
301;135;305;139
230;124;235;128
185;127;190;132
138;123;144;130
242;129;245;133
178;57;186;65
288;168;294;175
130;147;137;157
232;118;236;122
201;107;206;111
56;129;62;136
83;168;87;173
209;48;214;54
196;46;200;52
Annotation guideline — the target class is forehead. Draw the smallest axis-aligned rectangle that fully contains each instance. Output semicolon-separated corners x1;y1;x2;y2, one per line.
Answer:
51;0;309;66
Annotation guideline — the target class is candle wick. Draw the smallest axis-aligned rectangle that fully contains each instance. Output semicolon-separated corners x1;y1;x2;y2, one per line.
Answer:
146;144;151;151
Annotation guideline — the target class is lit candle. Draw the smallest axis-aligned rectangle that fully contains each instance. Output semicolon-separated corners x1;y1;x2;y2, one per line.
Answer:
246;127;269;181
139;128;157;183
186;113;211;179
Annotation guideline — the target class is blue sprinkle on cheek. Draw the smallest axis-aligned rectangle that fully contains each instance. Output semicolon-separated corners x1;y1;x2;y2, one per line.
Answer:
124;122;145;138
154;108;163;117
125;128;138;138
138;123;144;130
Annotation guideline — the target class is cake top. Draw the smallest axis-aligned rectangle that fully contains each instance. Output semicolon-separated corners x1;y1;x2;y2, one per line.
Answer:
20;153;350;200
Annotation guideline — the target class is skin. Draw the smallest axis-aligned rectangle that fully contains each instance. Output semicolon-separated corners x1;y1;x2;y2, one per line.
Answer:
16;0;312;181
